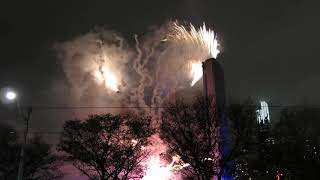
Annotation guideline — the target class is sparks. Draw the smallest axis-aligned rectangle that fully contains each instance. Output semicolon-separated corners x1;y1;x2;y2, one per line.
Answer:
171;22;219;59
190;62;203;86
143;156;174;180
170;22;220;86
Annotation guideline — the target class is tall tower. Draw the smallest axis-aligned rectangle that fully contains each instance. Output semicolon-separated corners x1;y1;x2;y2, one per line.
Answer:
256;101;270;124
203;57;233;179
202;58;226;108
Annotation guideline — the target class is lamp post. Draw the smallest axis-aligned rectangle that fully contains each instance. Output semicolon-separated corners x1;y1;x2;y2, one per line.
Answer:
5;90;32;180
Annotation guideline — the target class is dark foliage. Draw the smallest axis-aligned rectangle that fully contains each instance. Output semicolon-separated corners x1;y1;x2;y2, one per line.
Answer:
58;113;154;180
0;124;62;180
238;107;320;179
160;96;256;180
270;108;320;179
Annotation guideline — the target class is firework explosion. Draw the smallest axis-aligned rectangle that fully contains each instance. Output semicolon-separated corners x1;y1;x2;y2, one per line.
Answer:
142;156;174;180
56;21;220;179
169;22;220;86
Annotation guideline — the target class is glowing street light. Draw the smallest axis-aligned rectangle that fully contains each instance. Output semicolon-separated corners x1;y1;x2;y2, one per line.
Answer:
3;89;32;180
5;90;17;101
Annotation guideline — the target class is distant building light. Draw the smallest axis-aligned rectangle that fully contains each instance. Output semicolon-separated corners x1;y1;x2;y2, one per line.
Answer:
256;101;270;124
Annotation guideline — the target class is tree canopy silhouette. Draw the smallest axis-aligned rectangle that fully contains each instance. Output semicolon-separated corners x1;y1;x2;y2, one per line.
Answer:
160;96;256;180
58;113;154;180
0;123;62;180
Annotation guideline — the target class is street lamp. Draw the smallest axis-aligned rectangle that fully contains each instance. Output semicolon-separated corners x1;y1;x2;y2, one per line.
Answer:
4;90;32;180
5;91;17;101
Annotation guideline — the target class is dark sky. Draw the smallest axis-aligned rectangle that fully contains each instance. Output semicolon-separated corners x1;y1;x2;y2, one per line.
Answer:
1;0;320;130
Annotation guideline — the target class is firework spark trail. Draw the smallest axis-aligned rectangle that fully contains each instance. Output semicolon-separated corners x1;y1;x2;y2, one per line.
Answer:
131;34;163;116
169;22;220;86
140;35;161;90
130;35;150;111
170;22;219;59
151;47;168;118
144;40;166;120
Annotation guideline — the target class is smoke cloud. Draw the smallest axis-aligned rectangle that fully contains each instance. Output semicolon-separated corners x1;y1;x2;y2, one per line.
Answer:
55;21;216;119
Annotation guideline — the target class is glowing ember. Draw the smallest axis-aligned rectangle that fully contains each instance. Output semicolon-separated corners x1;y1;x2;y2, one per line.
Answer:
143;156;174;180
170;22;220;86
94;65;119;92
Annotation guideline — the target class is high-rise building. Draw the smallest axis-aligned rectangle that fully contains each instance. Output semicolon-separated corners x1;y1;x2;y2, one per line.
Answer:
256;101;270;124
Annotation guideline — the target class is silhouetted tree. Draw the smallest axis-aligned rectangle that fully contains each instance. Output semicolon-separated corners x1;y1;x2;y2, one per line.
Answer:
160;97;256;180
245;107;320;179
0;123;62;179
270;108;320;179
58;113;154;180
227;102;257;179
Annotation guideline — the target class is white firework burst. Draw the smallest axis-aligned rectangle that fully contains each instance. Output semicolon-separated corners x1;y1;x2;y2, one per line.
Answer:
169;21;220;86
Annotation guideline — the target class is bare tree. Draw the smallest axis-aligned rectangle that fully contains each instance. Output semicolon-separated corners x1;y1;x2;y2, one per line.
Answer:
161;96;219;179
160;96;256;180
23;136;63;180
226;102;257;179
266;108;320;179
58;113;154;180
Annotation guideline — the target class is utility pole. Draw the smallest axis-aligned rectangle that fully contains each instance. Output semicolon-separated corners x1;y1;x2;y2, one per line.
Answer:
17;104;32;180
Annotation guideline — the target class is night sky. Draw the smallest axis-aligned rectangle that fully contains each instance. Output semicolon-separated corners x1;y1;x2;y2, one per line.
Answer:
1;0;320;130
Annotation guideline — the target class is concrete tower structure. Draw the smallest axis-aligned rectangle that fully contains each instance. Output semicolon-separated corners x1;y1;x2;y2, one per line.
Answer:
203;58;226;108
202;58;233;179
